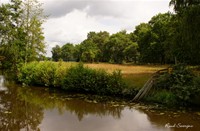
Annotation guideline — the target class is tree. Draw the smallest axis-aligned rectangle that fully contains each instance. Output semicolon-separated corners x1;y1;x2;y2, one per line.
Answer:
80;39;98;62
123;42;138;63
0;0;25;70
134;13;173;64
170;0;200;13
51;45;62;61
149;13;173;64
106;30;136;64
134;23;154;63
22;0;46;63
170;0;200;64
61;43;75;61
0;0;46;71
86;31;110;62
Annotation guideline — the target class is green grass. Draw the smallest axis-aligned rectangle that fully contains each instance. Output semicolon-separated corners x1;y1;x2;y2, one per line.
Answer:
123;73;152;89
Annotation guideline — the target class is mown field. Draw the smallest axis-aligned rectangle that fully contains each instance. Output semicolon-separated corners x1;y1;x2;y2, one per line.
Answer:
58;62;167;89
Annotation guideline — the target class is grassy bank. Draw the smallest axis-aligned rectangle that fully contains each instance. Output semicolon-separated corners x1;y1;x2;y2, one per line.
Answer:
16;61;200;107
17;61;141;98
144;64;200;107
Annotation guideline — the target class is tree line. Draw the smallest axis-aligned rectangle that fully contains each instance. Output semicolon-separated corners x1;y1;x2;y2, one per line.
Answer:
52;0;200;65
0;0;200;72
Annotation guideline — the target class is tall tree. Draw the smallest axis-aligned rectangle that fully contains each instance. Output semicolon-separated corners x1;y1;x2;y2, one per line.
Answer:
22;0;46;63
51;45;62;61
0;0;25;70
149;13;173;64
107;30;136;64
80;39;98;63
86;31;110;62
170;0;200;13
134;23;154;63
61;43;75;61
134;13;173;64
170;0;200;64
0;0;46;70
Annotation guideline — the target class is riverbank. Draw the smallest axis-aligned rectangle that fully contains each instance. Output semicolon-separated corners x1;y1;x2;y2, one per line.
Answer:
17;61;137;98
16;61;200;107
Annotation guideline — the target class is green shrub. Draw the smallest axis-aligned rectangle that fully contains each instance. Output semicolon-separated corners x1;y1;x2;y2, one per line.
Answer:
145;90;178;106
155;64;194;90
18;61;64;87
18;62;38;85
62;63;128;96
152;64;200;106
172;76;200;105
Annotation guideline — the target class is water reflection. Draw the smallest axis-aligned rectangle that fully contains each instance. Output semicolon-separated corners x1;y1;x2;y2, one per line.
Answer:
17;87;124;121
0;75;200;131
0;76;43;131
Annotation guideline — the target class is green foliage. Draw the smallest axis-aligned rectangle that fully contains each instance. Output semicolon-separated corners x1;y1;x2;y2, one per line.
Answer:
0;0;46;72
62;63;128;96
106;30;137;64
18;61;65;87
155;64;194;90
52;45;62;61
146;90;178;106
170;0;200;65
61;43;75;61
134;13;173;64
152;64;200;106
80;40;98;62
18;62;136;97
51;31;139;64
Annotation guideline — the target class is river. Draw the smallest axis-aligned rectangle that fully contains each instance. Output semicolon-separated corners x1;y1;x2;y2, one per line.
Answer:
0;75;200;131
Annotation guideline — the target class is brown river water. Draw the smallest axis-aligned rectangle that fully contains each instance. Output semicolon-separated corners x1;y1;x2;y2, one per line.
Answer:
0;75;200;131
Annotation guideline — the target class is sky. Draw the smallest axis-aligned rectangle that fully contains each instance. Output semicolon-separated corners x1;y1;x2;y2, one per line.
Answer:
1;0;172;57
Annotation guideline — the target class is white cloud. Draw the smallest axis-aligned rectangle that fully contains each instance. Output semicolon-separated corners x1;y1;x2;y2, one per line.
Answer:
1;0;172;57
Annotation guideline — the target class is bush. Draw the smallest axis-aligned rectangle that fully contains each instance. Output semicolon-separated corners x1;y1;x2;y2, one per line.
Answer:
62;63;128;96
173;76;200;105
155;64;194;90
18;61;66;87
151;64;200;106
145;90;178;106
18;62;38;85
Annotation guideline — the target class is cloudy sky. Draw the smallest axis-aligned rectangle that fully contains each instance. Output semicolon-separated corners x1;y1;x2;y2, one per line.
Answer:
1;0;172;57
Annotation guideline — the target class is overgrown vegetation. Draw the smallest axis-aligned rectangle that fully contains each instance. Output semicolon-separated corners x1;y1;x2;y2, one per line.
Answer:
0;0;46;72
145;64;200;106
18;62;137;98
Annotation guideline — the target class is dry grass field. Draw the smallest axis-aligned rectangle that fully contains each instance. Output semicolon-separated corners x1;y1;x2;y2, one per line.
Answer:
85;63;166;74
85;63;168;89
58;62;168;88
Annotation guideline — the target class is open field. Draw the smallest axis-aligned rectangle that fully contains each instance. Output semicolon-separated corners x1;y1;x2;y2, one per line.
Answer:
52;62;168;88
60;63;166;89
85;63;167;89
85;63;167;74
